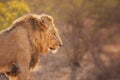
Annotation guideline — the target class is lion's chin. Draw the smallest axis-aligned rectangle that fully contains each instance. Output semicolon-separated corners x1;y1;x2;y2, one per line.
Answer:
48;48;58;54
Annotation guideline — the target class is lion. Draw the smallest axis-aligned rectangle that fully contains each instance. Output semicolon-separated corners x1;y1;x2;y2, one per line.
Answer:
0;14;62;80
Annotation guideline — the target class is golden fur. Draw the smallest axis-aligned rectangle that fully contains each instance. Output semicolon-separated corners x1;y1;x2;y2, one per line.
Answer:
0;14;62;80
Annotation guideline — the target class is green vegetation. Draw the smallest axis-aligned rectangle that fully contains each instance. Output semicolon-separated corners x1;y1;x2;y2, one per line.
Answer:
0;0;29;31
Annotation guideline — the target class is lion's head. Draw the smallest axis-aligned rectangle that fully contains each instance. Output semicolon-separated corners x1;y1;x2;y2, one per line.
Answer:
25;14;63;54
10;14;62;54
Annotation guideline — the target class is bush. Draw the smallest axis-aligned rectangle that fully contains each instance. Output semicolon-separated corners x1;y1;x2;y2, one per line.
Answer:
0;0;30;31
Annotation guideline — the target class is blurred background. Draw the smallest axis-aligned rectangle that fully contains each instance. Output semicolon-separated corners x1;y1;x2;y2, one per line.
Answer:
0;0;120;80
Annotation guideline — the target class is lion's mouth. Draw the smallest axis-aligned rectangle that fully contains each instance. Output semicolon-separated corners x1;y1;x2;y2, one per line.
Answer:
48;47;58;53
49;47;56;50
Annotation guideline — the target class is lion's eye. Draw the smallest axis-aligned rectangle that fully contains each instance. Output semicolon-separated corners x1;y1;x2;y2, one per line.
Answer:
53;33;56;36
53;33;57;38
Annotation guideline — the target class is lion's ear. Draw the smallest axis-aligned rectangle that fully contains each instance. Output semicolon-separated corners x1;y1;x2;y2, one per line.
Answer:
40;14;52;28
30;14;53;31
30;17;45;31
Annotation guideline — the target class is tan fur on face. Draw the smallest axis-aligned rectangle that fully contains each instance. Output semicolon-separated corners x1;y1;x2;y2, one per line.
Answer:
0;14;62;80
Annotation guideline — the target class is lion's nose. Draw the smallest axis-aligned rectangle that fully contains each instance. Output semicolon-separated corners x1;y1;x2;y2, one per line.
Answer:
59;42;63;46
